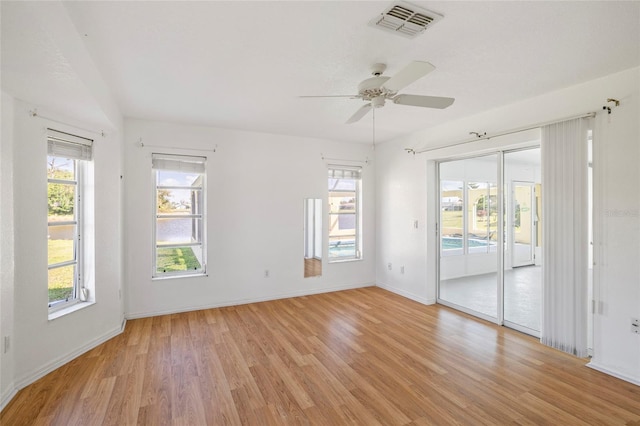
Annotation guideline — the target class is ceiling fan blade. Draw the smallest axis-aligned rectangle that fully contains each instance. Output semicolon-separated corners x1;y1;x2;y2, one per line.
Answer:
393;94;455;109
299;95;359;98
346;104;372;124
382;61;436;92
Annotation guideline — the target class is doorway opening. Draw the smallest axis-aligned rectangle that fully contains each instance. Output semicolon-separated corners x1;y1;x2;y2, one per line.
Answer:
437;147;542;336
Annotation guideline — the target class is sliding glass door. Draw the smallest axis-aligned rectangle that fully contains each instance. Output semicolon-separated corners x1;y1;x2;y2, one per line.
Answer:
503;148;542;334
438;148;542;335
511;182;536;268
438;154;499;321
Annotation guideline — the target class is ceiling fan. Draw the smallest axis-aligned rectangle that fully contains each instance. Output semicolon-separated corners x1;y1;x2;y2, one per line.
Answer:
301;61;455;124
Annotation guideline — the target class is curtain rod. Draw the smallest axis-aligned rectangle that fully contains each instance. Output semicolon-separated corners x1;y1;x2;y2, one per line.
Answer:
139;140;217;153
321;153;370;165
409;111;597;155
30;109;106;137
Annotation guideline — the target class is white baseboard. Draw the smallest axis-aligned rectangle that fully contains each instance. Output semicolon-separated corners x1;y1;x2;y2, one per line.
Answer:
0;385;18;413
587;361;640;387
126;282;374;320
1;321;126;413
376;282;435;305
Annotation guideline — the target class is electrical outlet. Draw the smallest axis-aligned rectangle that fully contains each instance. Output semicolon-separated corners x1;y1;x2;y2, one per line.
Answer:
400;266;405;274
413;220;419;229
387;263;392;271
264;269;270;278
632;318;639;334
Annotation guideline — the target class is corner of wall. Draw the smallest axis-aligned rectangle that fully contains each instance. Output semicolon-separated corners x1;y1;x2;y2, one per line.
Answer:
5;99;126;408
0;91;16;413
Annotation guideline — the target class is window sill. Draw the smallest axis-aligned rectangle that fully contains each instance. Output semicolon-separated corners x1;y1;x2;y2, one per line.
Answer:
328;257;363;264
48;301;95;321
152;272;208;281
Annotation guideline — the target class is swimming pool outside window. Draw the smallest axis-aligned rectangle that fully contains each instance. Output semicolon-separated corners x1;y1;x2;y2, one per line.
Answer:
440;179;497;256
328;166;362;262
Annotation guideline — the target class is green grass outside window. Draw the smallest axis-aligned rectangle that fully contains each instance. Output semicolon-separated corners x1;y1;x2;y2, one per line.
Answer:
156;247;201;274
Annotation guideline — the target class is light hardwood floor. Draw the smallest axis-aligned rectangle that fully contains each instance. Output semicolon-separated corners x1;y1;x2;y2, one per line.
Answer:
2;287;639;425
303;258;322;278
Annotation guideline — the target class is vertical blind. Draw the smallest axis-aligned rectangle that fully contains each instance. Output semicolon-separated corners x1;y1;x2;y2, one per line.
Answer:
541;117;591;357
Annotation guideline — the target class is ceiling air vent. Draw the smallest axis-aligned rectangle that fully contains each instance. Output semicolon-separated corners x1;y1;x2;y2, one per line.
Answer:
369;2;443;39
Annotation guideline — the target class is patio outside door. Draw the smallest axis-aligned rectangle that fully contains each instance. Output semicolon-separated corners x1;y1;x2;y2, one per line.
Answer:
511;182;536;268
438;154;499;321
503;149;542;334
438;147;542;336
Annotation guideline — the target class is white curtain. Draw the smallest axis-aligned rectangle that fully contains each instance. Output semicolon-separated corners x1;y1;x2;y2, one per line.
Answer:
541;117;591;357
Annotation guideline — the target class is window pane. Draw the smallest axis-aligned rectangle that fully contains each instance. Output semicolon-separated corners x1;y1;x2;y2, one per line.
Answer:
46;148;86;311
47;156;75;180
157;217;203;244
328;178;356;191
328;194;356;214
329;210;356;260
157;189;202;214
48;225;76;265
48;264;75;304
48;182;76;219
468;182;496;254
328;236;356;258
488;183;499;252
329;213;355;232
156;246;202;274
339;214;355;230
328;169;360;261
441;180;464;256
157;170;202;187
154;163;206;277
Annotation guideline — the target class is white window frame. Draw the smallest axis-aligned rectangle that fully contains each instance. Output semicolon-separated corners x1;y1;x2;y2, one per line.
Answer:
328;165;362;262
439;178;498;257
47;129;92;313
152;153;207;279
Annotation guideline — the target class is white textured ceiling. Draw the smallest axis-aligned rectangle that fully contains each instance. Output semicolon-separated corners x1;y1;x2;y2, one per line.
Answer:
3;1;640;143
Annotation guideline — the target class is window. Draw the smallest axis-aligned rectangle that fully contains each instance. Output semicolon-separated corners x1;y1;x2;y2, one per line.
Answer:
152;154;206;278
328;166;362;261
440;179;498;257
47;129;92;312
440;180;464;255
467;182;498;254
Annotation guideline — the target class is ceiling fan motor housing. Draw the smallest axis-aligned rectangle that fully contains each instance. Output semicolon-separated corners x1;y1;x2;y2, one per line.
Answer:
357;76;397;100
302;60;454;124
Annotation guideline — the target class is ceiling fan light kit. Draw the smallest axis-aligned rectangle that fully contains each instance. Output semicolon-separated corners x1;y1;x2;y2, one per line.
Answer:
371;96;386;109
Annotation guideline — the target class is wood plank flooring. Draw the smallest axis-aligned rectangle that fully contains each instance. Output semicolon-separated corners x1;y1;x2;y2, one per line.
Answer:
2;287;640;425
303;259;322;278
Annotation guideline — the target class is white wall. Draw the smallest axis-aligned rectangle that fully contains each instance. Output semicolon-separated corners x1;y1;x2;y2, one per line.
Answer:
375;145;432;304
590;85;640;384
124;119;376;318
376;67;640;384
0;92;16;408
7;99;124;399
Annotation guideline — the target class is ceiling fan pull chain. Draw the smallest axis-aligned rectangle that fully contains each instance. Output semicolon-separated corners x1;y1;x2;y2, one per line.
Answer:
372;106;376;150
